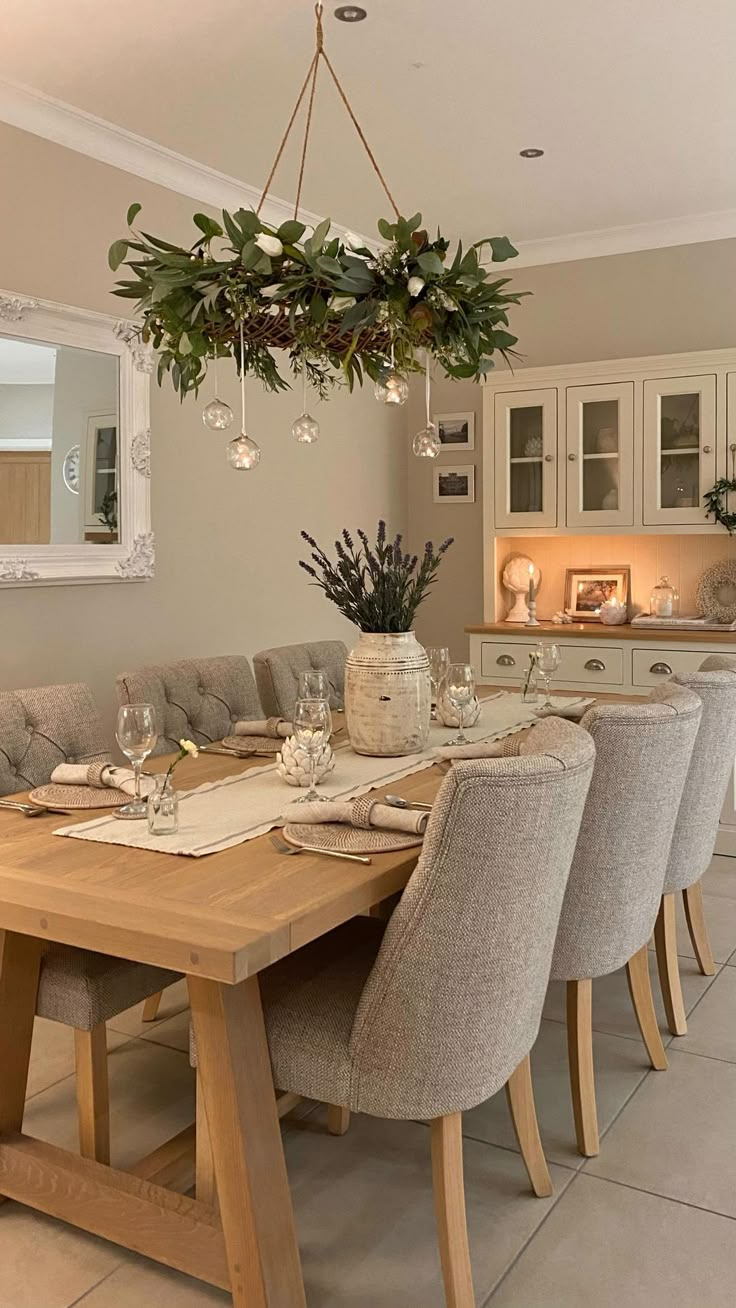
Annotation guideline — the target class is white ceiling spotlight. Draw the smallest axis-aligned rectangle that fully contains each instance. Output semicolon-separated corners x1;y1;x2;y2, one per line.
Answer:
334;6;367;21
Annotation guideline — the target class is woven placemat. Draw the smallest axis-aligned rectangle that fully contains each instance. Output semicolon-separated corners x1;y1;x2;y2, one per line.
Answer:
221;734;283;755
282;822;423;855
29;783;128;812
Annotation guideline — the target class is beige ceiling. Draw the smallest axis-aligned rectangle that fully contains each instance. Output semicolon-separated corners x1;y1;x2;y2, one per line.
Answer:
1;0;735;250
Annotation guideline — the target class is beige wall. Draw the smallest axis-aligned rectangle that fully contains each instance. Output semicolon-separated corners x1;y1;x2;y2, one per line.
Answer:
0;123;406;735
408;238;736;657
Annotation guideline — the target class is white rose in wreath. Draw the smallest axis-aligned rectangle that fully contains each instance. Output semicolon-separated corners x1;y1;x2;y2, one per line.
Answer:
407;276;425;297
255;232;284;257
276;735;336;788
436;689;482;729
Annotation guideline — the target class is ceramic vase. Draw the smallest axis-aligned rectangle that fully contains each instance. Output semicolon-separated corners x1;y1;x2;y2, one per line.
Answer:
345;631;431;757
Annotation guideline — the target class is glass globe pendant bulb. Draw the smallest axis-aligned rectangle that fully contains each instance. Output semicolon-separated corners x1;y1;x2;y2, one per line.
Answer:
374;369;409;406
292;412;320;444
202;397;234;430
226;431;261;470
413;422;441;458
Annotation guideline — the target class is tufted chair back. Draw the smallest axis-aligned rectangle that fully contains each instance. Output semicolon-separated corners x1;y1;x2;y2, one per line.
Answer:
0;683;108;795
346;717;595;1119
253;640;348;718
116;656;262;755
551;685;701;983
662;658;736;895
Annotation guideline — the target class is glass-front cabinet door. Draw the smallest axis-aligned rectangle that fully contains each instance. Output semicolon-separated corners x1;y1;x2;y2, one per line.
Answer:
642;375;717;526
493;388;557;529
566;382;634;527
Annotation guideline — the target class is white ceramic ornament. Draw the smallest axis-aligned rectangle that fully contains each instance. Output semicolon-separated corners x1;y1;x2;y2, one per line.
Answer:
502;555;541;623
276;735;336;787
436;689;482;729
599;598;628;625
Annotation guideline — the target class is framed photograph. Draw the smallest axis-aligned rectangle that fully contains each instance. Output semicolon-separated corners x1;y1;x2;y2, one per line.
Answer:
564;566;630;621
433;464;475;504
434;411;475;452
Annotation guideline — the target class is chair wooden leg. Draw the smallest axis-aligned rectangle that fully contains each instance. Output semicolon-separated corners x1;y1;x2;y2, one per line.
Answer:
326;1104;351;1136
431;1114;475;1308
74;1024;110;1165
566;978;599;1157
195;1066;218;1210
683;881;716;976
505;1055;553;1198
654;894;688;1036
625;945;668;1071
141;991;163;1022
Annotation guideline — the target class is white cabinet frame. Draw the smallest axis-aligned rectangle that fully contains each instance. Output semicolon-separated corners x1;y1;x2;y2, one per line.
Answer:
492;388;557;529
565;381;634;528
642;374;717;526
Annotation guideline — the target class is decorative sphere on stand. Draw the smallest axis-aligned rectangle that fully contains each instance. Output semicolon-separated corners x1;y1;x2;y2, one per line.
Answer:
202;398;234;430
502;554;541;623
292;412;320;444
374;370;409;405
413;423;441;458
226;432;261;470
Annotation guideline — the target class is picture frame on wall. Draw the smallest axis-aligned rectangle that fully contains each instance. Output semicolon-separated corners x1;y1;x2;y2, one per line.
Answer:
564;565;631;621
433;411;475;452
433;465;476;504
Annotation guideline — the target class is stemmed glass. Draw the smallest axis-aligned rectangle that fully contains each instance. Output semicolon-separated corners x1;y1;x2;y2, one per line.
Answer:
444;663;476;746
427;646;450;719
535;642;561;708
114;704;158;819
296;670;334;734
292;697;331;803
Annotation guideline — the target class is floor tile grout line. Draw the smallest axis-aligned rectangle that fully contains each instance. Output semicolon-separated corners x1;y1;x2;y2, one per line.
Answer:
480;1169;581;1305
459;1127;583;1174
578;1168;736;1224
66;1264;123;1307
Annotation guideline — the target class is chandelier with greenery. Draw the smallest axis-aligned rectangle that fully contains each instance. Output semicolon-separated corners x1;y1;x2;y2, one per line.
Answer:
109;4;526;467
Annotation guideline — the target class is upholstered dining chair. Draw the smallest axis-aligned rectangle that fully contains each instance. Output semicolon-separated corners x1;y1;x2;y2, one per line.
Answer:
0;683;178;1163
653;657;736;1036
116;654;262;756
253;639;348;718
548;686;702;1158
191;717;595;1304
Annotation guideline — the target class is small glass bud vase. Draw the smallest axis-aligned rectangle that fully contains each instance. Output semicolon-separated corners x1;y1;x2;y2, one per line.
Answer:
521;659;539;704
147;775;179;836
650;575;679;619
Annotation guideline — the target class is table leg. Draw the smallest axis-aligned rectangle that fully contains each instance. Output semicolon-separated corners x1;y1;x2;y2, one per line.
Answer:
0;931;42;1139
188;974;306;1308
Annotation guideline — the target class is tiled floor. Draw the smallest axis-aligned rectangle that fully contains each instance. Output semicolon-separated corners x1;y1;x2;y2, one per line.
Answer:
5;856;736;1308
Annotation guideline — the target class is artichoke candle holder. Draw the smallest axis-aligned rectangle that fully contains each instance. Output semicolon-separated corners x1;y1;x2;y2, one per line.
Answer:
436;690;482;729
599;597;628;625
276;736;336;788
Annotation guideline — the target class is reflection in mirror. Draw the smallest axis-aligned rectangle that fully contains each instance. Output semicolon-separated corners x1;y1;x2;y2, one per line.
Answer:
0;335;119;545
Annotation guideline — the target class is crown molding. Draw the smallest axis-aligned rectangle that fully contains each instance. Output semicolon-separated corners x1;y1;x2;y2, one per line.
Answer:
511;208;736;269
0;75;378;248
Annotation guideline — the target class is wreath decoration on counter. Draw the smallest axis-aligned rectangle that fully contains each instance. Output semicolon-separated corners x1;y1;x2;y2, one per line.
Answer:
695;558;736;623
703;479;736;534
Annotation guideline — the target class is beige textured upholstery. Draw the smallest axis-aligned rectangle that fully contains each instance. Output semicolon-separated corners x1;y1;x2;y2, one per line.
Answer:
662;660;736;894
0;683;108;796
36;946;178;1030
116;655;262;755
193;717;594;1120
551;686;702;981
253;640;347;717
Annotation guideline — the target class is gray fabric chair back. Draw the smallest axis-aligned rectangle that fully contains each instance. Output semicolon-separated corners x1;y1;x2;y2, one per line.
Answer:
116;656;261;755
347;718;595;1119
0;683;108;795
551;685;701;982
253;640;348;717
662;658;736;894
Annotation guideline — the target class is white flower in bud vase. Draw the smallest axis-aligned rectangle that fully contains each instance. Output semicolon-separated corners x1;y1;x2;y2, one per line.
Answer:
255;233;283;257
407;276;425;297
179;739;199;758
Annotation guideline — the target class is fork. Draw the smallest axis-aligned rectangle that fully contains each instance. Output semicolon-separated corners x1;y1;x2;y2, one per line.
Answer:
0;799;47;817
270;833;371;866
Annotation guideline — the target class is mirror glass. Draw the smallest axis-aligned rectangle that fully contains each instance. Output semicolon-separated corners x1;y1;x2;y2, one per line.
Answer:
0;334;120;545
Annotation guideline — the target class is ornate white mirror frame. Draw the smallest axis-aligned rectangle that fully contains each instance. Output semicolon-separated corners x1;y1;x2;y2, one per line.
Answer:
0;290;152;588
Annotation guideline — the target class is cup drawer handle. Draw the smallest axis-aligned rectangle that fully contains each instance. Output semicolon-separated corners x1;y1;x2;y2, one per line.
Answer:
584;658;606;672
649;661;673;676
497;655;516;667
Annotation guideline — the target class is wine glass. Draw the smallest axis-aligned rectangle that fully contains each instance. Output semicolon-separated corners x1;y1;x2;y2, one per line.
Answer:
535;642;560;708
444;663;476;746
114;704;158;819
296;670;334;733
427;646;450;719
291;697;331;803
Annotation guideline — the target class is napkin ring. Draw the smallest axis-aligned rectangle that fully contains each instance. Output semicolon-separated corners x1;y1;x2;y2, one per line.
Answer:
266;716;285;738
86;761;109;788
351;796;378;829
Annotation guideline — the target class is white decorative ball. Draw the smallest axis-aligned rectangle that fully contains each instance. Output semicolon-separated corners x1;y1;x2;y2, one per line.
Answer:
276;735;336;787
436;690;482;728
599;599;628;625
502;554;540;596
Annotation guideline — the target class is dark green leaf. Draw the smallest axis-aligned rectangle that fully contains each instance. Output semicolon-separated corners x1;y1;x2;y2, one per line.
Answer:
417;251;444;276
233;208;262;237
193;213;223;239
316;255;343;277
377;217;395;241
278;219;306;243
126;203;142;227
489;236;519;262
223;210;245;249
108;240;129;271
309;295;328;324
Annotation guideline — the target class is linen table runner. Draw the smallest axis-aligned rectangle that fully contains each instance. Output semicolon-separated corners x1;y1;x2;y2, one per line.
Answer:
55;694;539;857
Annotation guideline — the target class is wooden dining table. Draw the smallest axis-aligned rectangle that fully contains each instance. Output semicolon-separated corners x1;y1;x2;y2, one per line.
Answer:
0;687;632;1306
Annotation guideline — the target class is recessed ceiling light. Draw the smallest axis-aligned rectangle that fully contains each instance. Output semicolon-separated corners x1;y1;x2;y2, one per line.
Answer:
520;148;544;158
335;5;367;20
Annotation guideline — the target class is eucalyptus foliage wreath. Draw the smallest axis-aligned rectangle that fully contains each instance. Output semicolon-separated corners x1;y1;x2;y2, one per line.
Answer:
704;479;736;533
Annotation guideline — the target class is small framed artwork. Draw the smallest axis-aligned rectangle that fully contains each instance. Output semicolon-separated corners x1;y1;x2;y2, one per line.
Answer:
434;411;475;452
433;465;475;504
564;565;630;621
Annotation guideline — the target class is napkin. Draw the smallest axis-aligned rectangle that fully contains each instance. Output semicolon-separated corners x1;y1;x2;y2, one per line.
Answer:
292;796;428;835
50;762;156;798
233;717;292;739
532;697;593;720
433;733;526;762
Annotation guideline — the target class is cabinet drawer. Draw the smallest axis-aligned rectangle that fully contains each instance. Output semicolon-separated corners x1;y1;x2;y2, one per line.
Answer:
481;640;624;686
632;647;712;688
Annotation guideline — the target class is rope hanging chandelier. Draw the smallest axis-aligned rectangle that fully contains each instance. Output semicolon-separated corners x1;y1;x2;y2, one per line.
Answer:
109;3;525;469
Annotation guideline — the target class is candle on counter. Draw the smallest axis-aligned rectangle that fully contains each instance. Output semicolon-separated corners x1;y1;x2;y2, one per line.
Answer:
527;562;535;605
